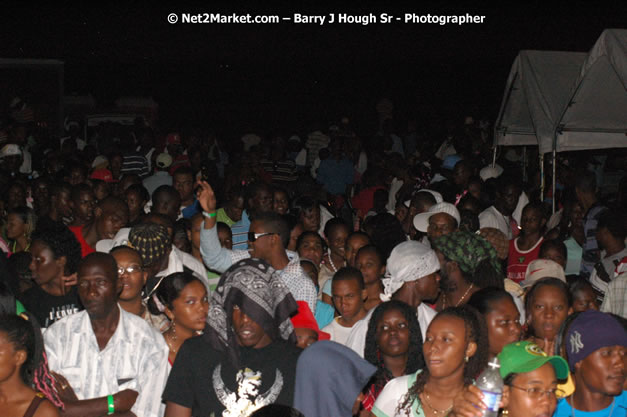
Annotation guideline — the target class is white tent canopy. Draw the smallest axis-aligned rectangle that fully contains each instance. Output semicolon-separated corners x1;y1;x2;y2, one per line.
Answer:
553;29;627;154
494;29;627;154
493;30;627;212
493;50;587;149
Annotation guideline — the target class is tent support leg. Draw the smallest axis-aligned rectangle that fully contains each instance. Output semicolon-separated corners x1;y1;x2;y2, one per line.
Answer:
540;153;545;204
492;146;497;168
523;146;527;183
551;148;557;214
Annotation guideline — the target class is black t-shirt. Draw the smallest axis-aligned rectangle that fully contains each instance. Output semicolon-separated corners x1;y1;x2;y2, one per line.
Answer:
19;285;83;327
163;337;301;417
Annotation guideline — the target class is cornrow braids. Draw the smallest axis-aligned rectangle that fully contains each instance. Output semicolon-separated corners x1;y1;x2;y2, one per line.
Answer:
398;305;489;415
0;313;64;409
34;349;64;409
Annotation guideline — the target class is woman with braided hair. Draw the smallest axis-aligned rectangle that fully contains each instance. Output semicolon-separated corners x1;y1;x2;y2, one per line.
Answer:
0;312;62;416
372;305;489;417
361;300;424;413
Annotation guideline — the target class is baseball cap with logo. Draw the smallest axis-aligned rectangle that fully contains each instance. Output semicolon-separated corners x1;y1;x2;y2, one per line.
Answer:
520;259;566;288
565;310;627;371
413;202;461;233
498;341;569;380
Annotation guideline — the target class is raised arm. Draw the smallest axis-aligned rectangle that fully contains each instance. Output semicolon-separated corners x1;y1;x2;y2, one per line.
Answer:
197;180;236;273
196;180;217;231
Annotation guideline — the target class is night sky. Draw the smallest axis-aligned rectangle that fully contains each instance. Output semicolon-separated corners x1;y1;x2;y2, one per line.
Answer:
1;3;625;137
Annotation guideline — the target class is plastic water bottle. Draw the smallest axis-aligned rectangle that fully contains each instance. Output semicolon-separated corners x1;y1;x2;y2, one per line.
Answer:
474;357;503;417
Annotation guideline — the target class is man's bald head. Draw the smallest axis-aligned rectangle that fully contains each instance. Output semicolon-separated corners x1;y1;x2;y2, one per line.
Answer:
78;252;119;283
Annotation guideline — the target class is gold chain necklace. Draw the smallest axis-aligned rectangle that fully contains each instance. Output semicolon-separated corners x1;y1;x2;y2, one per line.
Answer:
164;331;178;353
443;283;474;308
420;391;453;415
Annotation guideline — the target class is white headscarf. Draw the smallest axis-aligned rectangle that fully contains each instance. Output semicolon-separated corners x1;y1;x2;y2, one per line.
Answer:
380;241;440;301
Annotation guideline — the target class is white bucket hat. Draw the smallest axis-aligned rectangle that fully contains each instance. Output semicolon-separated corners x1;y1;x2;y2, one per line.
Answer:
413;202;461;233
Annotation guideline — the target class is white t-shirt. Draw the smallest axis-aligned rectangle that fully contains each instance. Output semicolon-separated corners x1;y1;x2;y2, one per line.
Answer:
372;371;425;417
322;317;355;346
345;303;436;358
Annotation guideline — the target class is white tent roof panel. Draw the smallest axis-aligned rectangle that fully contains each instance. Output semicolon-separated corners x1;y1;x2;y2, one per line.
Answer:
494;50;587;148
555;29;627;153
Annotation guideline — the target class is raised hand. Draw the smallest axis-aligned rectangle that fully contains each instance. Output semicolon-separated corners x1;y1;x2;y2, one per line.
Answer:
196;180;217;213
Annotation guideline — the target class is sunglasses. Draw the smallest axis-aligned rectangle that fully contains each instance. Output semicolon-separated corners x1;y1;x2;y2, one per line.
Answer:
117;265;143;275
248;232;275;242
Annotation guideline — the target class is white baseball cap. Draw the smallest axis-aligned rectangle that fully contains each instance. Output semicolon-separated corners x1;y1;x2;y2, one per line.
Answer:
520;259;566;288
413;202;461;233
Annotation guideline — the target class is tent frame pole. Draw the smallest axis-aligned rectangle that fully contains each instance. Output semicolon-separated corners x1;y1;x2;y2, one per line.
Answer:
552;149;557;214
523;146;527;183
540;153;545;203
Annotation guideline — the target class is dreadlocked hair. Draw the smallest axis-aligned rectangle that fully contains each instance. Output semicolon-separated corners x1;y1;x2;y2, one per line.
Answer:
0;313;64;409
364;301;424;397
398;305;489;415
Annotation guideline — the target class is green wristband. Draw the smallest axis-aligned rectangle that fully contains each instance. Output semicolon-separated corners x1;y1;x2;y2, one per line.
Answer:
107;395;115;415
202;211;217;218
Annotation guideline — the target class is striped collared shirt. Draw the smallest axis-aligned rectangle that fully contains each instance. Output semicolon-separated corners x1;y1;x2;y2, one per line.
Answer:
44;306;169;417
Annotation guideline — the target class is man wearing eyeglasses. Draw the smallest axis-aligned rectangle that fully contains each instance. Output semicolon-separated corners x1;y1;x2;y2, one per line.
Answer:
196;180;318;314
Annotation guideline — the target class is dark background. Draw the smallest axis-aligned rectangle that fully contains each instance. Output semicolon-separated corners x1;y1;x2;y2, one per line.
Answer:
1;2;625;138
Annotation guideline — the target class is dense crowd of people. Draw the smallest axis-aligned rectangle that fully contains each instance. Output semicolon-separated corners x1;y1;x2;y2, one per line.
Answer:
0;102;625;417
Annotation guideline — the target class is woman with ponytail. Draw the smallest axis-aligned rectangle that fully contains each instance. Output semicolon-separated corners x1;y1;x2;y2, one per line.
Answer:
0;312;62;416
147;271;209;366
